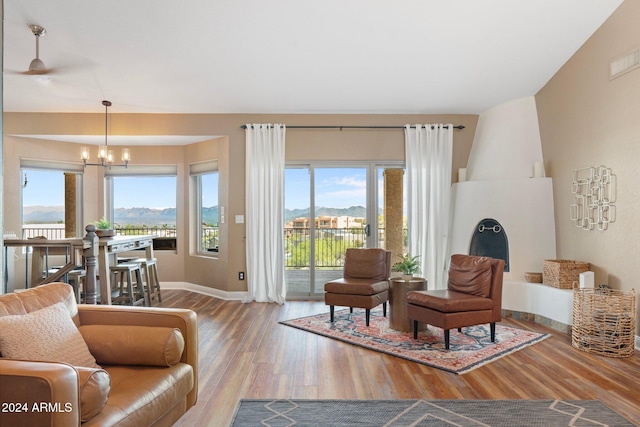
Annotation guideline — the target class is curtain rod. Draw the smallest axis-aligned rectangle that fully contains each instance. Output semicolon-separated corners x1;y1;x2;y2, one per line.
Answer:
241;124;465;130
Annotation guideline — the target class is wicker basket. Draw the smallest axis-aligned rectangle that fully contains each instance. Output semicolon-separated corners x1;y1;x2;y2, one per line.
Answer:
572;287;636;358
543;259;589;289
524;272;543;283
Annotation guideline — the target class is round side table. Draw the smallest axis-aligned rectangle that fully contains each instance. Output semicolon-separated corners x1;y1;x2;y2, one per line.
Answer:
389;277;426;332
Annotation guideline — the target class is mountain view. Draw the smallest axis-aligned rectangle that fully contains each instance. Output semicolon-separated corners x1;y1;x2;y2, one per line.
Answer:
24;205;366;225
22;206;65;223
284;206;366;222
23;206;218;227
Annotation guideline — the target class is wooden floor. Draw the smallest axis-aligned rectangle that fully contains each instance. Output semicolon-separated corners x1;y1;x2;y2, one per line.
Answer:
158;289;640;426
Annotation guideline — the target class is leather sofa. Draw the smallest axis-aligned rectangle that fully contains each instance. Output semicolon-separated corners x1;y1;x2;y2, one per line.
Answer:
0;283;197;426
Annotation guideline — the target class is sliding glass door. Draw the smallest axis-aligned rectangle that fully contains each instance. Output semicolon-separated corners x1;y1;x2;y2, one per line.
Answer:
285;162;405;298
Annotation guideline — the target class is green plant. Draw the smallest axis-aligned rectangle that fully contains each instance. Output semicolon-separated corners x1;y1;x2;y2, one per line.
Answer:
94;216;111;230
391;253;421;275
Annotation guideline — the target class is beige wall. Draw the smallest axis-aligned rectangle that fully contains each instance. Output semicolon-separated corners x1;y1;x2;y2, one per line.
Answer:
536;0;639;328
3;113;477;293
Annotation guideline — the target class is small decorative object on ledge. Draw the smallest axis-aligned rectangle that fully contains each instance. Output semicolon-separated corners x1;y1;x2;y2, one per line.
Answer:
524;272;543;283
94;217;116;237
543;259;589;289
572;285;636;358
570;166;616;231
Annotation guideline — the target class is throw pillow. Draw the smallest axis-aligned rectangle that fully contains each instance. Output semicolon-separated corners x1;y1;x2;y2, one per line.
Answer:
76;366;111;422
80;325;185;367
0;302;100;368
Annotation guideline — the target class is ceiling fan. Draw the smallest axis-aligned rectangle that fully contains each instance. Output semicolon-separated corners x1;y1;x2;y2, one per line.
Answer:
25;24;49;75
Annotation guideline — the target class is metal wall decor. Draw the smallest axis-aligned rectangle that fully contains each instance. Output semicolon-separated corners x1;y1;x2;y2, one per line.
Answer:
570;166;616;231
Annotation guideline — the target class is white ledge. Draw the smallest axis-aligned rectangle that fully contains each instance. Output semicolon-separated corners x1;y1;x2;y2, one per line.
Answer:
503;280;573;326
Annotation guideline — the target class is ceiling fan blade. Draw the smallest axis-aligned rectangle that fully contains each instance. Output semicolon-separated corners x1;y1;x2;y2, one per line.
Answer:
20;68;53;76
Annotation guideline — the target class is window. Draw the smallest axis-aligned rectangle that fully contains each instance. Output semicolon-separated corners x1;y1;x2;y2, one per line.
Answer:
190;161;219;254
105;166;178;244
20;160;84;239
284;162;405;297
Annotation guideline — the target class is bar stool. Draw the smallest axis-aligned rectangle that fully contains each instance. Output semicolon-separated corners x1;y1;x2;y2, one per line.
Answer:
132;258;161;304
110;263;146;306
67;269;86;304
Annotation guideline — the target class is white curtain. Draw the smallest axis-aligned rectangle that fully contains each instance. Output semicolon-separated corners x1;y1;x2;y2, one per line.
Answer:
404;124;453;290
243;124;286;304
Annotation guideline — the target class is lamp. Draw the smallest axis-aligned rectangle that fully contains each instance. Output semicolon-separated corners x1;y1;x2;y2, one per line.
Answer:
82;100;130;168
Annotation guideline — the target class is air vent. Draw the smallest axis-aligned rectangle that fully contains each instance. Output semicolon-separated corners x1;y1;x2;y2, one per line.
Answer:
610;46;640;80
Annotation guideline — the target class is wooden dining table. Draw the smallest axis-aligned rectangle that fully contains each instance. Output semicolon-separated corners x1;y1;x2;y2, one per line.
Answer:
84;234;157;304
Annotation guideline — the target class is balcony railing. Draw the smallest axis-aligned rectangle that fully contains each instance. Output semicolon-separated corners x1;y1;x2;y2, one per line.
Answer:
285;227;407;269
21;225;219;252
115;226;177;237
22;225;178;239
201;226;219;251
20;225;403;267
22;225;66;239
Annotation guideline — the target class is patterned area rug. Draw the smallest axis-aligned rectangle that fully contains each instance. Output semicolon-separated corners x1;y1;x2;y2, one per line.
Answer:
280;308;549;374
231;399;635;426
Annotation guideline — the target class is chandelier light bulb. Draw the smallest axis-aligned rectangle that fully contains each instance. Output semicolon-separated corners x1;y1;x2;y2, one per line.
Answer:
98;145;108;160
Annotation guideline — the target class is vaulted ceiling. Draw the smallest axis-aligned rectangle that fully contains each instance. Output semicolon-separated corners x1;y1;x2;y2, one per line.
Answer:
3;0;623;115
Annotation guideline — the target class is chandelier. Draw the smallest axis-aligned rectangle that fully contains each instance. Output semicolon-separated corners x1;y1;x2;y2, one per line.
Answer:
81;100;130;168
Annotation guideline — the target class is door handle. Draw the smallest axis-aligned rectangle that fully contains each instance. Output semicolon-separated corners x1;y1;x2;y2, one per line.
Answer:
364;224;370;237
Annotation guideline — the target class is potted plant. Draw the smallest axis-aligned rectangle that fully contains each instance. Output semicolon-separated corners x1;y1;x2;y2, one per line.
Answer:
94;216;116;237
392;253;421;280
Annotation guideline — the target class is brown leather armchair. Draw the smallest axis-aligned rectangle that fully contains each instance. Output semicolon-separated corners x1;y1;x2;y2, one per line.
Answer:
407;254;505;349
324;248;391;326
0;283;197;426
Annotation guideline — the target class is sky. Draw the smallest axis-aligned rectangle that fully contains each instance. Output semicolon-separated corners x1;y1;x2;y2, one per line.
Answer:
22;169;65;207
113;176;178;209
23;166;392;213
285;167;368;210
22;169;216;209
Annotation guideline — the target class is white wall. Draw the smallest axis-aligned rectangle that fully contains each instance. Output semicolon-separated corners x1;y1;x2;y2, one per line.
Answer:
467;96;544;181
450;96;560;323
450;178;556;281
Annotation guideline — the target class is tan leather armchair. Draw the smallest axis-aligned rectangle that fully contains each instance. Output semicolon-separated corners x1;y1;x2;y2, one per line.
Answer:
407;254;505;349
0;283;197;427
324;248;391;326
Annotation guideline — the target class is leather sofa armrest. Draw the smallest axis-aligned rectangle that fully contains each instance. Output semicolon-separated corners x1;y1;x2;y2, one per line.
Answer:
77;305;198;408
0;359;80;427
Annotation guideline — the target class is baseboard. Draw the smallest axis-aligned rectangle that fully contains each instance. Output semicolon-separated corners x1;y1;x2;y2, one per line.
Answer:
161;282;248;301
502;309;572;335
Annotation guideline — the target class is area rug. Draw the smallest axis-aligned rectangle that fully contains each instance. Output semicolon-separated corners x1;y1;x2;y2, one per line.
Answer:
231;399;635;426
280;308;550;374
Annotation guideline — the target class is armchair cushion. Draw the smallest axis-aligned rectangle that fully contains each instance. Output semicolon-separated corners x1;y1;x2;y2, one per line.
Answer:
76;367;111;422
407;289;493;312
448;254;493;297
79;325;185;367
343;248;389;281
0;302;99;368
324;278;389;295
